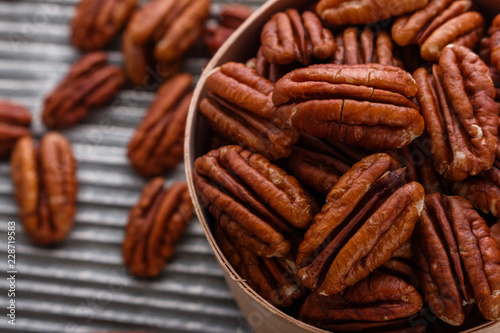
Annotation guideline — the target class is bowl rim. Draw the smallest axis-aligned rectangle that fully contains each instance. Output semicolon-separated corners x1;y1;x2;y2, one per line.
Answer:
184;0;500;332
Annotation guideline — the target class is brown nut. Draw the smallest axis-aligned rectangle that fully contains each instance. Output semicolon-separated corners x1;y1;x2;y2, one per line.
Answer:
127;74;192;177
11;133;77;246
0;101;31;158
334;27;402;67
412;193;500;325
299;273;423;330
491;15;500;74
316;0;428;25
413;44;498;181
123;179;193;278
124;0;210;84
273;64;424;150
194;145;313;258
260;9;334;66
392;0;484;61
42;52;125;128
200;62;299;160
214;223;306;308
71;0;137;51
203;4;252;55
297;153;425;296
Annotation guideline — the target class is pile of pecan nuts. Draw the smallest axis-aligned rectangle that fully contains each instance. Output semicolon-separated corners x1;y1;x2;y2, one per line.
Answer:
193;0;500;331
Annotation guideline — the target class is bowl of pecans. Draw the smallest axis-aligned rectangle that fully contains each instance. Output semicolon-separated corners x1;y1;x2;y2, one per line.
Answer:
185;0;500;332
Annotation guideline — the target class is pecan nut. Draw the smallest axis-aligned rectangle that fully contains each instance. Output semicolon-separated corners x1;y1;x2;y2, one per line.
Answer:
123;178;193;278
203;4;252;55
0;101;31;158
299;273;423;330
193;145;313;258
214;223;306;308
297;153;425;296
128;73;192;177
71;0;137;51
491;14;500;74
412;193;500;325
316;0;429;25
413;44;498;181
42;52;125;128
273;64;424;150
124;0;210;84
11;133;77;245
392;0;484;61
260;9;335;66
200;62;299;160
334;27;402;67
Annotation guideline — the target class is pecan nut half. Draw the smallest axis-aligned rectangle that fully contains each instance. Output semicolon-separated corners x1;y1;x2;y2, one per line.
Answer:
214;223;306;308
260;9;334;66
0;101;31;158
123;179;193;278
316;0;428;25
71;0;137;51
194;145;313;258
413;193;500;325
392;0;484;61
11;133;77;245
273;64;424;150
124;0;210;84
414;44;498;181
42;52;125;128
128;73;192;177
299;273;423;330
491;14;500;74
200;62;299;160
297;153;425;296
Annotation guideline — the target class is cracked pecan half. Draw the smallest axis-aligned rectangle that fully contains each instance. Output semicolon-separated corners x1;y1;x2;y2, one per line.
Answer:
11;133;77;245
316;0;428;25
392;0;484;61
128;73;192;177
200;62;299;160
194;145;313;258
413;193;500;325
123;178;193;278
414;44;498;181
42;52;125;128
273;63;424;150
124;0;210;84
299;273;423;331
333;27;402;67
0;101;31;158
214;223;306;308
297;153;425;296
71;0;137;51
260;9;334;66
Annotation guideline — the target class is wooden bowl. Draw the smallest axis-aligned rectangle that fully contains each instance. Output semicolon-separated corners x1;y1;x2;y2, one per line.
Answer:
185;1;500;332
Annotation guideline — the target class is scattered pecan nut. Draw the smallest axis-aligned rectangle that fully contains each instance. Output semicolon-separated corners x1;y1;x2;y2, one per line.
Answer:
260;9;335;66
412;193;500;325
413;44;498;181
71;0;137;51
42;52;125;128
316;0;429;25
392;0;484;61
127;73;193;177
0;101;31;158
194;145;313;258
299;273;423;330
203;4;252;55
297;153;425;296
123;178;193;278
273;63;424;150
200;62;299;160
214;223;306;308
124;0;210;85
11;133;77;245
491;14;500;74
